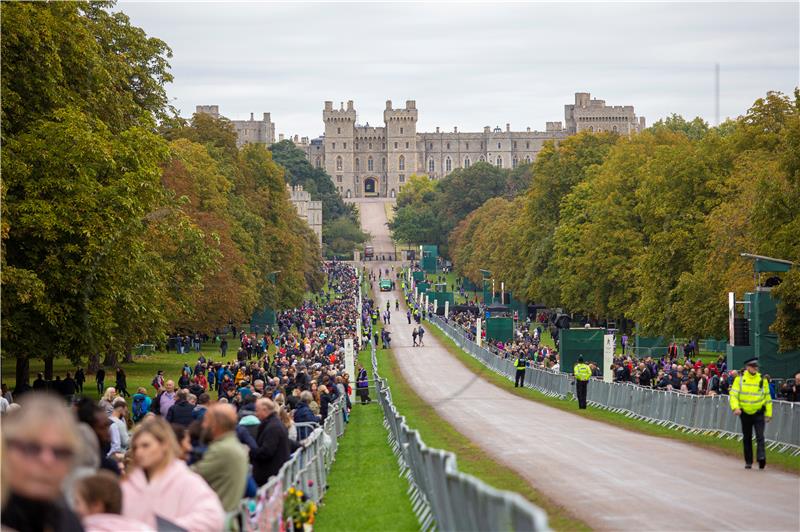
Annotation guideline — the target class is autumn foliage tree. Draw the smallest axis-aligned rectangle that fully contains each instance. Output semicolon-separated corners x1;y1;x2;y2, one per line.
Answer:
2;1;323;387
449;90;800;347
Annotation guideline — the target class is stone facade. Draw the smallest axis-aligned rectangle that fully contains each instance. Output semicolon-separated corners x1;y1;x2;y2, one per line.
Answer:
298;92;644;199
195;105;276;148
565;92;646;134
287;184;322;246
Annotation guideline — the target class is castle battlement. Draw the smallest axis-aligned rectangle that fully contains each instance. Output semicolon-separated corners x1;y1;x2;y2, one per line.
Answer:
196;105;275;148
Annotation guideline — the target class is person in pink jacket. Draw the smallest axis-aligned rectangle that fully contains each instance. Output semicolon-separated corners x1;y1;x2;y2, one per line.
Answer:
122;417;224;531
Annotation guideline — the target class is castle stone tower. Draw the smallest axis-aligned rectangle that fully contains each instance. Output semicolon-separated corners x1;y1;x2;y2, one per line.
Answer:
323;101;357;197
384;100;418;198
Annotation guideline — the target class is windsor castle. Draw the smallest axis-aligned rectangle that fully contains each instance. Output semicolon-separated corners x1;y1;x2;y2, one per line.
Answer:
197;92;645;200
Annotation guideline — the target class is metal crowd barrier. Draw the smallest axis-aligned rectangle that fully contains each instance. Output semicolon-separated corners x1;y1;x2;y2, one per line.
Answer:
370;341;550;531
224;394;348;531
426;311;800;455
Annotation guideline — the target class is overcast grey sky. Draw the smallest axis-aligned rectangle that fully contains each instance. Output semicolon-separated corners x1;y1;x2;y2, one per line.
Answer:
118;1;799;138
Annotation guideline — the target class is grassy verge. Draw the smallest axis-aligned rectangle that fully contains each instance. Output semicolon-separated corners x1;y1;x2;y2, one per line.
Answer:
424;323;800;474
315;344;417;531
374;337;588;531
0;340;265;401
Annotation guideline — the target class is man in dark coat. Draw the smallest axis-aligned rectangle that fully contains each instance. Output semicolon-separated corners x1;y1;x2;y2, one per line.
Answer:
250;398;290;486
165;389;195;427
74;367;85;394
95;368;106;395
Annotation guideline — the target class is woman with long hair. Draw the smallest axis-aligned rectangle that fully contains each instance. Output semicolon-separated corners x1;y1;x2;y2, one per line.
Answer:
98;387;117;417
121;417;223;531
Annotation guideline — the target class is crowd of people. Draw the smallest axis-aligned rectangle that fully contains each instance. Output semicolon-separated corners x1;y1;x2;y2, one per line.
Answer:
1;261;365;532
438;299;800;402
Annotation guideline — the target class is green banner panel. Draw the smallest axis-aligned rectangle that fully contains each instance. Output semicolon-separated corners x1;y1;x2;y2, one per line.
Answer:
561;328;605;375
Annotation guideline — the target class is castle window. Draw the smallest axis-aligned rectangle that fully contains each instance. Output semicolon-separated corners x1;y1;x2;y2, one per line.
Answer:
382;157;386;170
344;142;347;149
525;155;531;164
512;157;518;169
405;142;409;149
429;143;433;149
336;174;343;182
480;142;484;149
337;127;341;134
355;158;360;171
428;158;435;173
355;142;359;149
445;157;452;172
315;157;321;168
446;142;450;150
382;143;386;149
336;156;342;171
400;127;404;134
466;142;469;150
497;142;501;149
399;155;405;170
612;125;618;132
399;174;405;182
368;157;374;171
513;141;517;149
526;141;530;149
332;142;336;149
394;142;398;149
464;157;470;168
369;142;372;149
589;126;594;132
496;156;502;168
479;155;485;162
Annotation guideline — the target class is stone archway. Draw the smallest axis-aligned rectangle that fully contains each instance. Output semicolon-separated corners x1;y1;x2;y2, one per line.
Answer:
364;177;378;197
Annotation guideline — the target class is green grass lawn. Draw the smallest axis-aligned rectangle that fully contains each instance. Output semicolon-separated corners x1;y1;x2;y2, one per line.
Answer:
1;336;277;401
314;342;417;531
424;323;800;474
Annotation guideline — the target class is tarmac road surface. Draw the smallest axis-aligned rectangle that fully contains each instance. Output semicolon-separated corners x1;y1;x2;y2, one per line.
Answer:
358;199;799;531
347;198;397;259
371;278;800;530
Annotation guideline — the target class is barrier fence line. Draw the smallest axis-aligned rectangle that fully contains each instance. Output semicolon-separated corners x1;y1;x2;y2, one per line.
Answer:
224;384;348;531
417;297;800;455
370;341;550;532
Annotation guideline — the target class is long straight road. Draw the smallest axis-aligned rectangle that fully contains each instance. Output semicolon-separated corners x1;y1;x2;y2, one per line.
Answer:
347;198;396;258
359;204;800;530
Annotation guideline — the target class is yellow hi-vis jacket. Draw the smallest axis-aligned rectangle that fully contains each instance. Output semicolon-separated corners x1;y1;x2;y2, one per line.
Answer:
573;363;592;382
730;372;772;416
515;358;526;370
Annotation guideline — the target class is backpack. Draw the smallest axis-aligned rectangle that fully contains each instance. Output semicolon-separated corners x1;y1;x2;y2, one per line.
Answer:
132;395;148;422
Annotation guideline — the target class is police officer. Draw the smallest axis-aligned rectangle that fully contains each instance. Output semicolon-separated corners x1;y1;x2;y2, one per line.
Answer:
731;358;772;469
514;354;526;388
573;355;592;409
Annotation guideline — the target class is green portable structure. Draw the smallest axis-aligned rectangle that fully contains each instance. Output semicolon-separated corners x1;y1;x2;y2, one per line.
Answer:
726;254;800;378
250;307;276;332
464;279;479;292
430;291;455;308
484;303;513;343
417;282;430;293
420;245;438;273
560;328;605;376
634;335;668;358
498;291;528;322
